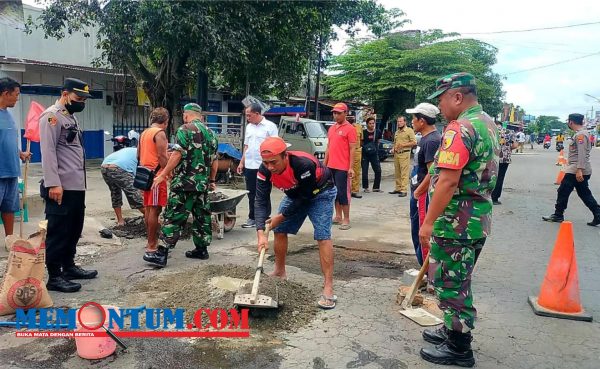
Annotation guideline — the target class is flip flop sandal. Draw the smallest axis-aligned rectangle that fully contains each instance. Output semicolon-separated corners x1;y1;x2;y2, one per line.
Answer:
318;295;336;309
332;218;342;225
363;188;371;193
339;224;351;230
372;189;383;193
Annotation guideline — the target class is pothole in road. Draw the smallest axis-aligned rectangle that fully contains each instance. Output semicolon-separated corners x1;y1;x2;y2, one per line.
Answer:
264;243;419;280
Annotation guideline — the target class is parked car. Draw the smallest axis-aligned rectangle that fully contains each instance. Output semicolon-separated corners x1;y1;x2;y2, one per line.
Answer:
279;117;328;159
378;139;393;162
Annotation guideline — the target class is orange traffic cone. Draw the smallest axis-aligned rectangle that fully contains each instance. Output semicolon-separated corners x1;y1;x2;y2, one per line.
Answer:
529;221;592;321
555;150;567;166
554;168;565;185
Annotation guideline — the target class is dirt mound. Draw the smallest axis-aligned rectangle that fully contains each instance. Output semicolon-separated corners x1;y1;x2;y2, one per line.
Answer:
111;216;192;240
129;264;319;333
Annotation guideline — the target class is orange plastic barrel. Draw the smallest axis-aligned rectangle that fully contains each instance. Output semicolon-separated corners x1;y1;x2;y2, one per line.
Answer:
75;305;119;359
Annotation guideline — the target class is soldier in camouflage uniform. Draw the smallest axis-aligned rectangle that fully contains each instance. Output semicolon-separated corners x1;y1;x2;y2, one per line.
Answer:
491;122;517;205
143;103;218;267
418;73;499;367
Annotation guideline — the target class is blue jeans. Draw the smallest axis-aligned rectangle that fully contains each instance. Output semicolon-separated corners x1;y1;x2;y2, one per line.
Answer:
409;167;423;265
273;187;337;240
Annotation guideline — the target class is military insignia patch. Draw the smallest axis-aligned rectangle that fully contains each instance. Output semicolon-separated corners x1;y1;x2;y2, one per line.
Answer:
443;130;457;150
577;136;585;144
48;116;57;126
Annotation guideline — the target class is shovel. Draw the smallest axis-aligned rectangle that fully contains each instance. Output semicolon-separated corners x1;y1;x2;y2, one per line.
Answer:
399;251;443;326
233;224;278;309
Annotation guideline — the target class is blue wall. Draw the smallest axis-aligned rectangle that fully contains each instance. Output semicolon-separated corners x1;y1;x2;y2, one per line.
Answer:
21;129;105;163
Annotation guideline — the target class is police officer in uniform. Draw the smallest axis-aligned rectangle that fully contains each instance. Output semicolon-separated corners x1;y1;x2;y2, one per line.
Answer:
543;113;600;226
39;78;97;293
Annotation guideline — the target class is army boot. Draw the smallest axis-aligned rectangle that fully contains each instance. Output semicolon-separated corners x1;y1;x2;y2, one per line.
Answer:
185;246;209;260
420;330;475;367
422;325;448;345
587;210;600;227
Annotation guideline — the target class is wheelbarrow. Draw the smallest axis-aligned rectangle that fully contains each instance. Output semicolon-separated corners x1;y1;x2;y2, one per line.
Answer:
210;189;248;239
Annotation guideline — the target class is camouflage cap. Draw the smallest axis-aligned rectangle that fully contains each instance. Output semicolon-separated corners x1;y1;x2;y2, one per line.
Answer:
183;103;202;113
427;72;476;100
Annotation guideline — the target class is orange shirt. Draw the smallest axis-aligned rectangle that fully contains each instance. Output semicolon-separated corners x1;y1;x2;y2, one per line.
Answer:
139;127;164;171
327;121;357;171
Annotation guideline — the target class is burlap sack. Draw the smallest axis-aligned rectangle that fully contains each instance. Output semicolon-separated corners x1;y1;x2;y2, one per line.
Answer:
0;221;53;315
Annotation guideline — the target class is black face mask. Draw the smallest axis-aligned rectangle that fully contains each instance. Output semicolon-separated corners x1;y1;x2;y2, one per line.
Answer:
66;100;85;114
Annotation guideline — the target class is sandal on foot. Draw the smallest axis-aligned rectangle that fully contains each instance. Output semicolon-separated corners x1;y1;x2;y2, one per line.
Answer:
339;224;351;230
318;295;336;309
332;218;342;225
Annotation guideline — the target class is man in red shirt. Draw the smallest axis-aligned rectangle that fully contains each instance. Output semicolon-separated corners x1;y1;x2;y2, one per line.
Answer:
324;103;358;230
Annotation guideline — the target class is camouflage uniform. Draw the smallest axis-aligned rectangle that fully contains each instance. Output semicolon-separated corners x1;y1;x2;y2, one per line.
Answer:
160;119;218;249
428;103;499;333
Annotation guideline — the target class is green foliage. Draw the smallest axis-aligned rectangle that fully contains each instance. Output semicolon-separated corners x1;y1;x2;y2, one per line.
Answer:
27;0;396;115
325;31;505;123
532;115;567;134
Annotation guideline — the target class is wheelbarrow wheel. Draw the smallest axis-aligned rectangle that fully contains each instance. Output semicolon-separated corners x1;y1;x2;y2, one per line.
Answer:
223;214;236;232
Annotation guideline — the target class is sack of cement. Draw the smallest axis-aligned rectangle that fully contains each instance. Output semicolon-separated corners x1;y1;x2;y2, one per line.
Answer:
0;221;53;315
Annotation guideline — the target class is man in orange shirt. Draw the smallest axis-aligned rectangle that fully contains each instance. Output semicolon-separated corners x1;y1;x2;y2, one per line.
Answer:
139;108;169;257
324;103;358;230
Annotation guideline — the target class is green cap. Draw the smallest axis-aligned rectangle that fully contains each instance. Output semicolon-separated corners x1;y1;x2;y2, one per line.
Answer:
427;72;476;100
183;103;202;113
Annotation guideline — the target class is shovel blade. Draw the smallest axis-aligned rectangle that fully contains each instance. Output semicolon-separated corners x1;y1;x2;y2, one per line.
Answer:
399;308;443;326
234;294;278;309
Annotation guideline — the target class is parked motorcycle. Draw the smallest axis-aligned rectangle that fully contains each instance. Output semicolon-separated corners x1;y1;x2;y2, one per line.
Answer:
105;131;137;152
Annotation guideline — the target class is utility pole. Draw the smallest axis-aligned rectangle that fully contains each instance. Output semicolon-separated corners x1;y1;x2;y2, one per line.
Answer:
313;33;323;120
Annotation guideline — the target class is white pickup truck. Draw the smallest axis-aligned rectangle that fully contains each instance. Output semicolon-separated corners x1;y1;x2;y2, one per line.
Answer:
278;117;329;159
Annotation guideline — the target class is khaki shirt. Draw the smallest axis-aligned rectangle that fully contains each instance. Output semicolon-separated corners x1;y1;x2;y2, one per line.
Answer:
39;102;86;190
353;123;364;150
565;129;592;175
394;126;416;155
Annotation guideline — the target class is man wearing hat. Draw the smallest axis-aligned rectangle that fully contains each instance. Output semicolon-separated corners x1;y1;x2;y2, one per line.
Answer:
254;136;338;309
406;103;441;267
543;113;600;226
418;73;499;367
146;103;218;267
323;102;357;230
39;78;97;293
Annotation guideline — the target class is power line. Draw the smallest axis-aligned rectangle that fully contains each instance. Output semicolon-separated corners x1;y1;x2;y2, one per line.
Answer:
461;21;600;35
502;51;600;76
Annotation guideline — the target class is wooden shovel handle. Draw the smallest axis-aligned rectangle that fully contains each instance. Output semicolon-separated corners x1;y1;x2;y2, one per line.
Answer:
401;250;430;309
250;223;270;303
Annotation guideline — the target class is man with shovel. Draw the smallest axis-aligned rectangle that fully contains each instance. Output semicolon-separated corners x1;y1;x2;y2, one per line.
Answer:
418;73;499;367
254;137;338;309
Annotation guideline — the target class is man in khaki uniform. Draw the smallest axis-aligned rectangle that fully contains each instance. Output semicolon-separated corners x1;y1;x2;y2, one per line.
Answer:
351;120;364;198
389;116;416;197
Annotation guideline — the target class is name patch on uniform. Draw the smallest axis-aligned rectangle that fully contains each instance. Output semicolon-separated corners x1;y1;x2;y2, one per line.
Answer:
442;130;456;150
300;171;311;179
438;151;460;166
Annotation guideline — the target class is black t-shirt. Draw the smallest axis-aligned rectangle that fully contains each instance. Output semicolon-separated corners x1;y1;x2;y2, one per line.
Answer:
362;128;382;154
255;151;333;231
412;130;442;190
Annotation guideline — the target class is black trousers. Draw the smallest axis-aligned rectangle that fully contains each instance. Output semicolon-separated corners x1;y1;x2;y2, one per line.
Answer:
555;173;600;216
361;153;382;190
45;191;85;277
491;162;509;201
244;169;259;220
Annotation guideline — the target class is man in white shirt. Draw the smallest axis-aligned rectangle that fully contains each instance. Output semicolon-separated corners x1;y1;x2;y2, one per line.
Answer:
237;103;279;228
515;129;526;153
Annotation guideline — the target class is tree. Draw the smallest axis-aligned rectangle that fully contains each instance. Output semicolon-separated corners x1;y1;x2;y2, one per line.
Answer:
325;31;505;123
533;115;567;134
28;0;396;128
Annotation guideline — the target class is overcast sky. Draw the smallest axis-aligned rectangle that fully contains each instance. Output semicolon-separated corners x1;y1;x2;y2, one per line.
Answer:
332;0;600;121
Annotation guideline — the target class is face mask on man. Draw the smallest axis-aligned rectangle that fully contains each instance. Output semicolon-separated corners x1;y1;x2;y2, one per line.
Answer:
66;100;85;114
